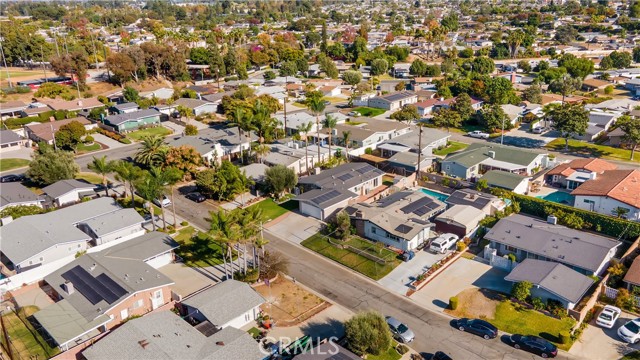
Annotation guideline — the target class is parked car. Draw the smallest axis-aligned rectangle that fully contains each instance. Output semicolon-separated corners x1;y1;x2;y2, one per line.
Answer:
186;192;206;203
0;174;25;183
430;351;452;360
348;111;361;117
385;316;415;343
618;318;640;343
467;130;490;139
153;195;171;208
454;318;497;340
509;334;557;358
597;305;621;329
429;233;459;254
532;126;548;134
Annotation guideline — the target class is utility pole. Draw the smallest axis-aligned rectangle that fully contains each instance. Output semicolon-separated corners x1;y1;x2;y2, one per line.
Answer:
51;124;58;151
0;41;11;88
40;44;48;81
416;125;423;183
284;75;288;136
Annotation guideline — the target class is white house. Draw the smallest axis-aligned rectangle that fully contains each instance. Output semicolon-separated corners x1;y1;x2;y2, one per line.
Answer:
0;183;42;211
367;91;418;111
571;169;640;221
78;208;145;246
43;179;96;207
0;130;28;153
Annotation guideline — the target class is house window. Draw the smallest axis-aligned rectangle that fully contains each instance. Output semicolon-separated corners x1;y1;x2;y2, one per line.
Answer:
373;178;379;187
505;245;517;252
372;227;377;234
132;299;144;309
245;312;251;322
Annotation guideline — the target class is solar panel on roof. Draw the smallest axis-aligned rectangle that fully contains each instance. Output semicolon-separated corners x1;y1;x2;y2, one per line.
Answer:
355;165;370;174
337;173;354;181
61;265;127;305
61;266;103;305
312;189;341;204
96;273;127;303
395;224;412;234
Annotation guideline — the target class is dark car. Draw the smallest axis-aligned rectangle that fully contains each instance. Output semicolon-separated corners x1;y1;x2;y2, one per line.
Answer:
509;334;557;358
431;351;452;360
186;192;206;203
454;318;498;340
0;174;24;183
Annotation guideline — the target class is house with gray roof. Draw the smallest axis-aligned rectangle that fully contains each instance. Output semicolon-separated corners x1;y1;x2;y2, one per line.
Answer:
103;108;161;133
484;214;621;276
505;258;595;309
445;189;507;215
378;126;450;157
367;91;418;111
33;236;175;351
577;111;621;142
434;205;486;238
481;170;531;195
0;182;42;211
81;312;263;360
173;98;217;116
167;126;254;164
263;143;330;175
441;143;548;180
43;179;96;207
344;191;444;251
0;130;27;153
181;279;265;329
78;208;144;246
110;102;139;114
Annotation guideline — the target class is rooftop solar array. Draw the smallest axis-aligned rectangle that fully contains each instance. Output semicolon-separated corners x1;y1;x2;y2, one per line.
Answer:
337;173;354;181
395;224;413;234
311;189;342;205
61;265;127;305
400;197;442;216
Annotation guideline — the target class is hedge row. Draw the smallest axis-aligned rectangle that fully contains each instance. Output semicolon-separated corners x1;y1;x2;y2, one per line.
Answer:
512;193;640;240
2;110;75;129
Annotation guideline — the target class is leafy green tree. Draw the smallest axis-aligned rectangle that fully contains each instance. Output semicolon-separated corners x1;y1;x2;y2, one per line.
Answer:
134;171;163;231
558;54;594;79
410;59;427;76
424;64;441;77
608;51;633;69
432;108;462;132
335;210;352;240
481;105;510;133
345;311;393;356
506;29;526;58
511;281;532;302
54;121;86;151
50;50;89;89
134;135;168;168
548;76;581;98
123;86;140;102
318;54;339;79
521;84;543;104
88;155;116;196
264;165;298;198
189;47;210;65
475;179;488;191
451;93;475;120
184;124;198;136
485;77;516;105
554;25;578;44
342;70;363;88
371;58;389;76
27;145;79;185
208;209;240;279
164;145;202;178
0;205;44;220
517;60;531;73
390;105;420;123
616;115;640;160
395;81;406;91
279;61;298;78
550;103;589;150
114;161;143;204
307;96;327;160
633;47;640;64
263;70;276;81
297;121;314;173
196;161;252;201
441;13;459;31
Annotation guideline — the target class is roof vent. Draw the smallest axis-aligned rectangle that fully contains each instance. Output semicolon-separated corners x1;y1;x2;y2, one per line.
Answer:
62;281;74;295
216;341;225;346
138;340;149;349
90;263;96;271
488;151;496;159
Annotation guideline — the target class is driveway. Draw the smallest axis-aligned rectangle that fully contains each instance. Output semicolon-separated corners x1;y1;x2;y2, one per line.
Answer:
378;249;447;295
158;263;218;299
92;133;127;149
410;257;511;312
494;123;560;148
1;146;33;160
162;120;185;135
265;212;324;244
570;311;640;360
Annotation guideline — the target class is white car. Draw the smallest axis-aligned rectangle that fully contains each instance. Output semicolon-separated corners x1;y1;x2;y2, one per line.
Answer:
467;130;490;139
597;305;621;329
618;318;640;343
153;195;172;208
429;233;459;254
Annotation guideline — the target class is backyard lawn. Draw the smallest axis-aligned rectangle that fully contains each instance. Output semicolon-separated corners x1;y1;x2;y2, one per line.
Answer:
127;126;173;141
248;198;297;221
75;172;103;184
301;233;401;280
173;226;231;267
352;106;386;117
546;138;640;163
0;158;30;172
433;141;469;156
2;306;59;359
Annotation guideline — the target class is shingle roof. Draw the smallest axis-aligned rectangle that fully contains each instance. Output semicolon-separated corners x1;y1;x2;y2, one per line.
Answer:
435;205;486;229
173;98;214;109
98;231;179;262
25;117;91;142
481;170;529;191
0;130;23;145
43;179;96;199
296;188;355;209
571;169;640;208
0;182;40;208
32;300;111;347
105;108;161;126
443;143;541;168
446;189;503;213
81;208;143;237
112;102;139;111
373;91;416;103
624;257;640;286
505;258;594;304
297;163;385;190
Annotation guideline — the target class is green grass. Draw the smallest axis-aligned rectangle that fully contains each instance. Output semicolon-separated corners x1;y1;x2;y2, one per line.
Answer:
546;138;640;163
490;301;576;351
301;233;401;280
433;141;469;156
367;341;402;360
75;172;103;184
173;226;232;267
76;142;102;154
291;102;308;108
0;158;29;172
127;126;172;141
2;306;59;359
623;351;640;359
0;71;38;80
247;327;262;339
353;106;386;117
248;198;297;221
322;96;347;103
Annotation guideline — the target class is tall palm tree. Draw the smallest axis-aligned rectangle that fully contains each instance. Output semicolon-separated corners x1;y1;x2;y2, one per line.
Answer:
134;172;162;231
342;130;352;163
253;144;270;164
307;96;327;161
114;161;143;204
235;206;264;274
209;209;240;280
297;121;313;174
228;107;252;163
134;135;167;168
163;167;184;227
148;167;170;230
251;100;276;145
88;155;115;196
322;114;338;160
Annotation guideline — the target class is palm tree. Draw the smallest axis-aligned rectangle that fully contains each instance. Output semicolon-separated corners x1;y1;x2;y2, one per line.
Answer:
134;172;162;231
88;155;115;196
253;144;270;164
148;167;170;230
323;114;338;160
307;96;327;161
228;107;252;163
235;206;264;274
237;170;254;207
163;167;184;227
134;135;167;168
209;209;240;280
114;161;143;204
251;100;276;145
342;130;352;163
297;121;313;174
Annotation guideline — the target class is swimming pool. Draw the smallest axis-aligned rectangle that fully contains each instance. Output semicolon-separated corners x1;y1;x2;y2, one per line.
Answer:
420;188;450;202
537;191;575;206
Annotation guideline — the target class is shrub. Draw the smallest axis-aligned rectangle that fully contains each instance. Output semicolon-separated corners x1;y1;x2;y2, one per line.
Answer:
365;147;373;155
180;221;189;226
119;138;132;144
456;241;467;252
532;297;545;310
84;135;94;143
184;124;198;135
615;288;636;311
507;253;517;263
234;268;260;283
511;281;532;302
559;331;571;344
167;225;175;232
449;296;459;310
396;344;409;355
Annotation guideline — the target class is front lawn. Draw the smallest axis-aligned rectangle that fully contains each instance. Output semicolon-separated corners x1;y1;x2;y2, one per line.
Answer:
127;126;172;141
76;142;102;154
433;141;469;156
0;158;30;172
301;233;401;280
248;198;297;221
353;106;386;117
173;226;231;267
623;351;640;359
2;306;59;359
367;343;402;360
322;96;347;104
546;138;640;163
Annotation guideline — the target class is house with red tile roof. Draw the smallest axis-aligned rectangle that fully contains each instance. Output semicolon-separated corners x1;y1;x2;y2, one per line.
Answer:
545;158;617;190
571;169;640;220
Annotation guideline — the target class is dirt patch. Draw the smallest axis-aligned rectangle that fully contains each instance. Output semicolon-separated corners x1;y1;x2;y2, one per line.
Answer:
445;288;501;319
256;278;328;327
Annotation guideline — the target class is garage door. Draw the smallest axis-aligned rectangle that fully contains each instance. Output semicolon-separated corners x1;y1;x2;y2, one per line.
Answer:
145;253;173;269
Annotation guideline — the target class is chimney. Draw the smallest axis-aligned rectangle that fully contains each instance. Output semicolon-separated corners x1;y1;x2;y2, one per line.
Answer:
589;172;597;180
547;215;558;225
62;281;75;295
487;151;495;159
77;100;83;107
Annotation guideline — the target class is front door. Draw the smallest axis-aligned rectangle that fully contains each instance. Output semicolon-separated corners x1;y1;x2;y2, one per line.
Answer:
151;289;164;310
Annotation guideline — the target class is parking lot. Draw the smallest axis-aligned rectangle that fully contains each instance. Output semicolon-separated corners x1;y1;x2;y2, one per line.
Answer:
571;311;640;360
378;249;447;295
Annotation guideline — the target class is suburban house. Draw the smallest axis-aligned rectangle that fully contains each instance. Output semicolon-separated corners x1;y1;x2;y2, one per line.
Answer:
173;98;217;116
481;170;531;195
43;179;97;207
378;127;450;158
25;117;95;145
103;108;162;133
367;91;418;111
578;112;621;141
78;208;145;246
321;118;412;152
81;312;263;360
445;189;507;216
344;191;445;251
181;280;265;330
500;104;523;126
110;102;139;114
38;98;104;112
433;205;486;238
296;163;385;220
0;183;42;211
504;259;594;310
582;78;612;92
275;111;347;137
624;78;640;96
140;87;174;100
415;96;482;117
263;143;330;175
441;143;548;180
571;169;640;221
0;130;28;152
623;257;640;291
33;233;177;351
384;149;435;175
0;100;27;119
545;158;617;190
484;214;621;276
